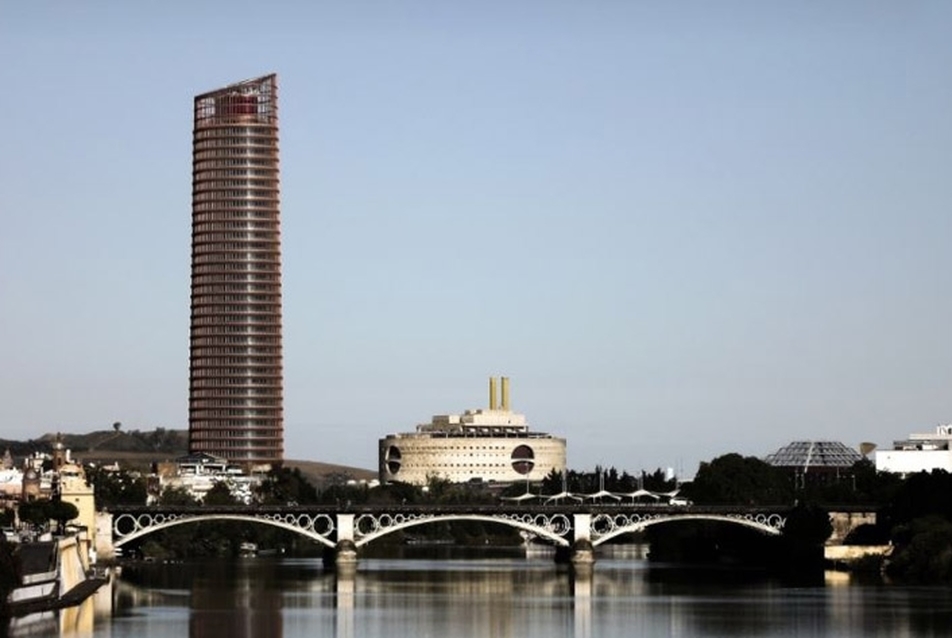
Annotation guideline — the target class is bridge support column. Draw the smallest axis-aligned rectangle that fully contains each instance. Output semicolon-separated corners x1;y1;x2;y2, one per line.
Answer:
571;513;595;567
324;513;358;570
555;514;596;567
96;512;116;563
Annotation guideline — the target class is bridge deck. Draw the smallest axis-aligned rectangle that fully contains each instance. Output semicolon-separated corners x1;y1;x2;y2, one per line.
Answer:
110;503;802;516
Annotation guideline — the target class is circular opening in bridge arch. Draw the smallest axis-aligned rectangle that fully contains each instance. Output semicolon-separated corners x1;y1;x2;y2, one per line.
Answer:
114;514;137;537
511;445;535;475
385;445;402;475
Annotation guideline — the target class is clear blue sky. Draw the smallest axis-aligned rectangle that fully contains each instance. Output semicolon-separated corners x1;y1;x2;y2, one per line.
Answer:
1;2;950;477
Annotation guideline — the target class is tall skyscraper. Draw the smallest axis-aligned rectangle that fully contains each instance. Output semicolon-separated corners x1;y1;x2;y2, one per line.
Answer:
188;74;284;466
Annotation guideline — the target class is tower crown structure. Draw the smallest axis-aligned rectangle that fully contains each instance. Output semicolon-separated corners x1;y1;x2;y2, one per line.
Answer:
188;74;283;466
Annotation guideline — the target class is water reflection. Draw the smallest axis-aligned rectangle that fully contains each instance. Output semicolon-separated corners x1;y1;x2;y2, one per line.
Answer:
189;561;284;638
10;548;952;638
334;567;354;638
571;565;592;638
5;573;113;637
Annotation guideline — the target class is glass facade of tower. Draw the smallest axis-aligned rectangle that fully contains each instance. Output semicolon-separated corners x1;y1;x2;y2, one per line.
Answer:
188;74;283;466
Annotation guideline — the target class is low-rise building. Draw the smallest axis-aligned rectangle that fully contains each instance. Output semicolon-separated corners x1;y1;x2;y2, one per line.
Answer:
150;452;263;503
875;424;952;475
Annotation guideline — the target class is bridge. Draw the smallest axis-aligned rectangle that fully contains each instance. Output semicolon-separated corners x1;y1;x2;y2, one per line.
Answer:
105;503;796;567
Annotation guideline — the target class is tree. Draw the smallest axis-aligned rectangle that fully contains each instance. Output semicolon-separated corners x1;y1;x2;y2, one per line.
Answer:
884;470;952;527
886;516;952;584
367;481;423;505
849;458;901;504
113;421;122;432
204;482;237;506
641;468;676;492
255;467;319;505
87;465;148;509
879;471;952;584
47;500;79;530
541;469;564;495
158;486;198;506
18;501;51;529
683;453;793;505
782;504;833;545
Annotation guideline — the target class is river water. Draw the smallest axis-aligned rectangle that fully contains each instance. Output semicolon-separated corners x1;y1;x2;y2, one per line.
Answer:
7;546;952;637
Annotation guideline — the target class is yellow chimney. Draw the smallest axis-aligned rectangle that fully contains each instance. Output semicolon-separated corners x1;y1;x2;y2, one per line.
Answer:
488;377;498;410
501;376;510;412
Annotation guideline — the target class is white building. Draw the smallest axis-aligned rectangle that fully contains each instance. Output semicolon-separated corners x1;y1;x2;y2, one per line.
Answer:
875;424;952;475
151;453;263;504
378;377;567;486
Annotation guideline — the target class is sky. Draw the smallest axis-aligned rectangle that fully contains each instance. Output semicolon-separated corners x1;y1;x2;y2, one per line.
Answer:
1;2;951;477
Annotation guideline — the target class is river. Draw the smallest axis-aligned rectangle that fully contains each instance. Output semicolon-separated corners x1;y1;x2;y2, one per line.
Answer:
6;546;952;637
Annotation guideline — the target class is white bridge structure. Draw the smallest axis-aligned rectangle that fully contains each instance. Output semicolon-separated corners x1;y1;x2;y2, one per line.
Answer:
107;504;794;566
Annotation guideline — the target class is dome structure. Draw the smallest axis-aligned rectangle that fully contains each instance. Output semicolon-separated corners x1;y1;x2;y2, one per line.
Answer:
764;440;863;472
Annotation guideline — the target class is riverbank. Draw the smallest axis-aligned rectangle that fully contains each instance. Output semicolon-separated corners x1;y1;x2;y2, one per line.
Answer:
3;534;108;619
824;544;892;572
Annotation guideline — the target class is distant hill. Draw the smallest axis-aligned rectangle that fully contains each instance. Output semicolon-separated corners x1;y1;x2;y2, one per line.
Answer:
285;459;377;486
60;428;188;455
0;438;50;459
0;429;375;484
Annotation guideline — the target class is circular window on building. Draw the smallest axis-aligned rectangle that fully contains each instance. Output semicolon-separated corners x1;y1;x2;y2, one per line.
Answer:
511;444;535;475
385;445;402;475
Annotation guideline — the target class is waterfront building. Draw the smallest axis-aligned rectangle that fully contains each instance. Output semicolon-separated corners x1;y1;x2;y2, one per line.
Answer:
378;377;567;486
875;424;952;475
188;74;284;468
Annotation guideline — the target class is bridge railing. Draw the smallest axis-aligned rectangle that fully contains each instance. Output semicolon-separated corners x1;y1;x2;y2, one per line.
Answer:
109;503;799;516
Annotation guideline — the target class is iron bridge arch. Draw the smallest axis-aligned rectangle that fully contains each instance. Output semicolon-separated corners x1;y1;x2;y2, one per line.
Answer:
589;512;786;546
112;511;338;548
352;512;572;548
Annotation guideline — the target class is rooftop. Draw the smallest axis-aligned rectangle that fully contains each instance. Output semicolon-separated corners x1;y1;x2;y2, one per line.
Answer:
764;441;863;471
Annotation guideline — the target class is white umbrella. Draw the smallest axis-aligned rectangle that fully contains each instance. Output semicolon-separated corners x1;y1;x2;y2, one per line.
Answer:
619;489;661;503
500;492;541;502
583;490;621;501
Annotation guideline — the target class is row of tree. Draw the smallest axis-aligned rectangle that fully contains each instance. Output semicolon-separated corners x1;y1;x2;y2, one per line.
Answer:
682;453;903;506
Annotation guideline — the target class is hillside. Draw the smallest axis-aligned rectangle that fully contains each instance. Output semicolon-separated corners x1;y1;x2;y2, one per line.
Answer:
0;429;376;484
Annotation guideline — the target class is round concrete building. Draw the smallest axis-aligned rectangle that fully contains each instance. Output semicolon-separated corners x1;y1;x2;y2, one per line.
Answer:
378;377;567;486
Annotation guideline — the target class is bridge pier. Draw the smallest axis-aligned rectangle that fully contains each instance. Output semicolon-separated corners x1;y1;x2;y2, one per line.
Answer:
323;513;358;570
827;511;877;545
555;514;596;567
570;539;595;567
572;513;595;566
324;539;358;570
